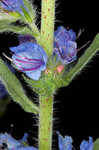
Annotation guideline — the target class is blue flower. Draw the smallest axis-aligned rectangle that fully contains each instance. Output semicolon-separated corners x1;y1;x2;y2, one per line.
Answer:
0;0;28;15
56;131;73;150
10;42;48;80
0;133;21;149
0;133;38;150
80;137;93;150
54;26;77;64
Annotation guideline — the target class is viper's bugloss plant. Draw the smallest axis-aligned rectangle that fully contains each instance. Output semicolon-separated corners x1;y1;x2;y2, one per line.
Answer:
0;0;99;150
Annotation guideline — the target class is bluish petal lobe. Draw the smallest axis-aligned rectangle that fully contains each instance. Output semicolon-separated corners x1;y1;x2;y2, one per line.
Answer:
80;137;93;150
56;131;73;150
68;29;76;41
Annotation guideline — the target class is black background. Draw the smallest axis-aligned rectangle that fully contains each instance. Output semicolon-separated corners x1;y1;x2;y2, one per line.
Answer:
0;0;99;149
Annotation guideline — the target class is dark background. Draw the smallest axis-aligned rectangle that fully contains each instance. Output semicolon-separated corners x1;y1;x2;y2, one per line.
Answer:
0;0;99;149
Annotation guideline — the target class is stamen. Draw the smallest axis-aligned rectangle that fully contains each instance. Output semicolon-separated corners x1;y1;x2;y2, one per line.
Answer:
2;53;13;62
72;145;77;150
77;41;91;52
76;29;84;40
55;41;66;59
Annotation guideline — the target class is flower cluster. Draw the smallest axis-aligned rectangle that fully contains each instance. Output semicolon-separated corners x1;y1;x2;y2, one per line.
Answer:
0;132;94;150
0;0;28;16
57;132;94;150
8;26;77;80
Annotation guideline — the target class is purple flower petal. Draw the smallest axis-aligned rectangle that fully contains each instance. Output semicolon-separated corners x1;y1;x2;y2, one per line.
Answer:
56;131;73;150
54;26;76;42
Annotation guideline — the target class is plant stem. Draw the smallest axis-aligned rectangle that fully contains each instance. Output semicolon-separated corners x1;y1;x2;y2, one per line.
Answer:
39;95;53;150
38;0;55;149
40;0;55;56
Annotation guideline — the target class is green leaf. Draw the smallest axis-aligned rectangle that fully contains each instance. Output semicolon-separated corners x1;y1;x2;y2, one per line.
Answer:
62;34;99;87
21;6;33;23
0;13;19;31
0;19;40;39
23;0;37;23
0;23;34;36
0;10;40;39
0;12;20;21
0;23;40;39
0;58;39;114
94;139;99;150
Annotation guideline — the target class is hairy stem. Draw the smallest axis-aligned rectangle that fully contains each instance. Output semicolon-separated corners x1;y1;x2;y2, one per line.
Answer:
38;0;55;149
40;0;55;56
39;95;53;150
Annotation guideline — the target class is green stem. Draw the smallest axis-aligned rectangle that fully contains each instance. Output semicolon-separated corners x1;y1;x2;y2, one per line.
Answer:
39;95;53;150
38;0;55;149
40;0;55;56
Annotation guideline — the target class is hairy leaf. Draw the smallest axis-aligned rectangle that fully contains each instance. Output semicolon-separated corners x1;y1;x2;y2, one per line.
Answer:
23;0;37;23
0;23;33;35
0;58;39;114
63;34;99;87
0;12;20;21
